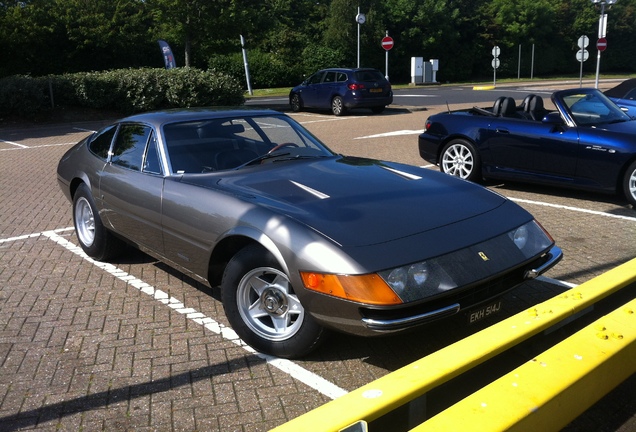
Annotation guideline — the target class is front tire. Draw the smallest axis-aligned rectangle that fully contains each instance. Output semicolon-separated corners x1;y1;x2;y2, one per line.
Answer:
622;160;636;207
440;139;482;182
290;93;302;112
331;96;346;116
73;183;124;260
221;245;326;358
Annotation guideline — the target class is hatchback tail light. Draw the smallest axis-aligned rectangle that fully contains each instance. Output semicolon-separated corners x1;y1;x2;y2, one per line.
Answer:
348;83;366;90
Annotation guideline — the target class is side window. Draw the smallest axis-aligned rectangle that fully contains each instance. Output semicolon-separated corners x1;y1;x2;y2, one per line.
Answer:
307;72;324;85
336;72;348;82
324;72;337;83
143;132;162;175
88;125;116;160
111;124;152;171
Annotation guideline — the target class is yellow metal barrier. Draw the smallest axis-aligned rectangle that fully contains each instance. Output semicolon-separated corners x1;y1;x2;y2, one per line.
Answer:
417;296;636;431
272;258;636;432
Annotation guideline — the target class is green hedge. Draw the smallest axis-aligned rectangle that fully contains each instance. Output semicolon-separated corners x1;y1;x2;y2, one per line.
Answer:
0;67;245;119
208;45;345;89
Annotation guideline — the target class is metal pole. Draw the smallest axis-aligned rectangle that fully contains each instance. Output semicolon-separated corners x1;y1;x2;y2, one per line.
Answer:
518;44;521;79
357;7;360;68
240;35;253;95
531;44;535;79
579;37;585;88
595;3;606;89
385;31;389;81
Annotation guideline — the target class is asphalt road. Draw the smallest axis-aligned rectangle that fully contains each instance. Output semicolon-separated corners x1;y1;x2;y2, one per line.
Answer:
245;78;626;110
1;81;634;431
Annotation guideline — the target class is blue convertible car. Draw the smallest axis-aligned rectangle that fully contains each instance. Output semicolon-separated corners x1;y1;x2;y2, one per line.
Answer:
419;88;636;207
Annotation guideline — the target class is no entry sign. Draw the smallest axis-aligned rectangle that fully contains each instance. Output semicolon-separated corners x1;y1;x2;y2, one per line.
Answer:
381;36;394;51
597;37;607;52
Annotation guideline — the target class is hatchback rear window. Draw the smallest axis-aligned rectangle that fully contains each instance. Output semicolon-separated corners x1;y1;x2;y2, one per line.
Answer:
354;70;385;81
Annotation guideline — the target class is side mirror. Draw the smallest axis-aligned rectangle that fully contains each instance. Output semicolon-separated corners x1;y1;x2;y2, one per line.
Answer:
542;112;563;125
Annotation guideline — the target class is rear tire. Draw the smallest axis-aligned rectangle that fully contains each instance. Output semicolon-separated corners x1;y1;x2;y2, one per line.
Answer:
622;160;636;207
371;106;385;114
73;183;124;260
221;245;326;358
331;96;346;116
440;139;482;182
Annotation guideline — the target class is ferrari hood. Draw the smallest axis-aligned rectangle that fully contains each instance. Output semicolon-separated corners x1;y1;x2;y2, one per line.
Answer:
214;157;508;247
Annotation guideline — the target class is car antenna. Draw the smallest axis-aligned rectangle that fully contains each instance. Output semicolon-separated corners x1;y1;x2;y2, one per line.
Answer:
446;101;451;113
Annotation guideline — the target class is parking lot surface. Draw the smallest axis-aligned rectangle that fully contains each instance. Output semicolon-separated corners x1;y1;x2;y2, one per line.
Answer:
1;86;635;431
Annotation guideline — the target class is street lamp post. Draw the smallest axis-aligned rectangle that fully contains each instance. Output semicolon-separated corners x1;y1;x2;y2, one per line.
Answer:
591;0;618;88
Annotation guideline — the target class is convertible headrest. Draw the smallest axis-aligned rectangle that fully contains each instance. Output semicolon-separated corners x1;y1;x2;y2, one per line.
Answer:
529;95;544;111
520;94;536;109
492;96;506;116
500;97;517;117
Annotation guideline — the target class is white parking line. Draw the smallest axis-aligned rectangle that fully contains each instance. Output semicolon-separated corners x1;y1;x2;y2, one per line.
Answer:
510;197;636;222
34;228;348;400
289;113;364;125
0;127;93;151
0;139;28;148
355;130;422;139
0;142;77;151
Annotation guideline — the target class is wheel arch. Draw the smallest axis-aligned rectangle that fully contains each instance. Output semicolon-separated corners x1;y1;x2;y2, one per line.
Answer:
616;155;636;196
69;175;92;200
207;227;289;287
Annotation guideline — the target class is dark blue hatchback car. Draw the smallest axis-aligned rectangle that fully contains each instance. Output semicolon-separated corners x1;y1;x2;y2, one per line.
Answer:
289;68;393;116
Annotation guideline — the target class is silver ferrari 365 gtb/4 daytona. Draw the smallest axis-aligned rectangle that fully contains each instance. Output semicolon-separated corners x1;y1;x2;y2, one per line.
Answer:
57;108;562;358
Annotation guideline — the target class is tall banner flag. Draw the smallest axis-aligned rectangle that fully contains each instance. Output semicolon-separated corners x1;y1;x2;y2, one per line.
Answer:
158;40;176;69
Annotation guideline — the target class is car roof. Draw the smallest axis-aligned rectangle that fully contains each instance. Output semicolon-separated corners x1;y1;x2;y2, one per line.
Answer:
119;107;281;127
319;67;381;73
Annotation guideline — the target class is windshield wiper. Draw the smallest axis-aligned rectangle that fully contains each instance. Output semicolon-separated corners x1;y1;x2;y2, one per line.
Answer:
237;152;291;168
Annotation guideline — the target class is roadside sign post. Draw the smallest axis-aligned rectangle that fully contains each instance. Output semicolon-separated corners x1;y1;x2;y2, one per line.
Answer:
356;7;366;68
381;32;394;80
591;0;618;89
492;46;500;88
577;35;589;87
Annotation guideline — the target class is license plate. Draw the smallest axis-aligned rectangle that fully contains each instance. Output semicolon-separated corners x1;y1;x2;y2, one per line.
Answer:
467;300;502;324
369;88;382;93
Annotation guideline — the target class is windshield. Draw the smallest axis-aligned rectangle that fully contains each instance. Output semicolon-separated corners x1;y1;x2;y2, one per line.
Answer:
562;90;631;126
162;114;335;174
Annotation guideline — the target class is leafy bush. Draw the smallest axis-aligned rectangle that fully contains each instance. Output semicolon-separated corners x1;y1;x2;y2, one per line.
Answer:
209;50;305;89
0;75;50;117
0;68;245;119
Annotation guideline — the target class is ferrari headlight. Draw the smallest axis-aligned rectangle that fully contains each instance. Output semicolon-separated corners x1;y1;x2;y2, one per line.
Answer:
383;262;430;294
510;224;528;249
379;261;454;302
409;262;430;285
508;220;553;258
385;267;408;292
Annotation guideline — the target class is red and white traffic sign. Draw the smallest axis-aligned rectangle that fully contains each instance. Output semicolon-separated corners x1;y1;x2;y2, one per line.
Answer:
381;36;394;51
597;37;607;52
